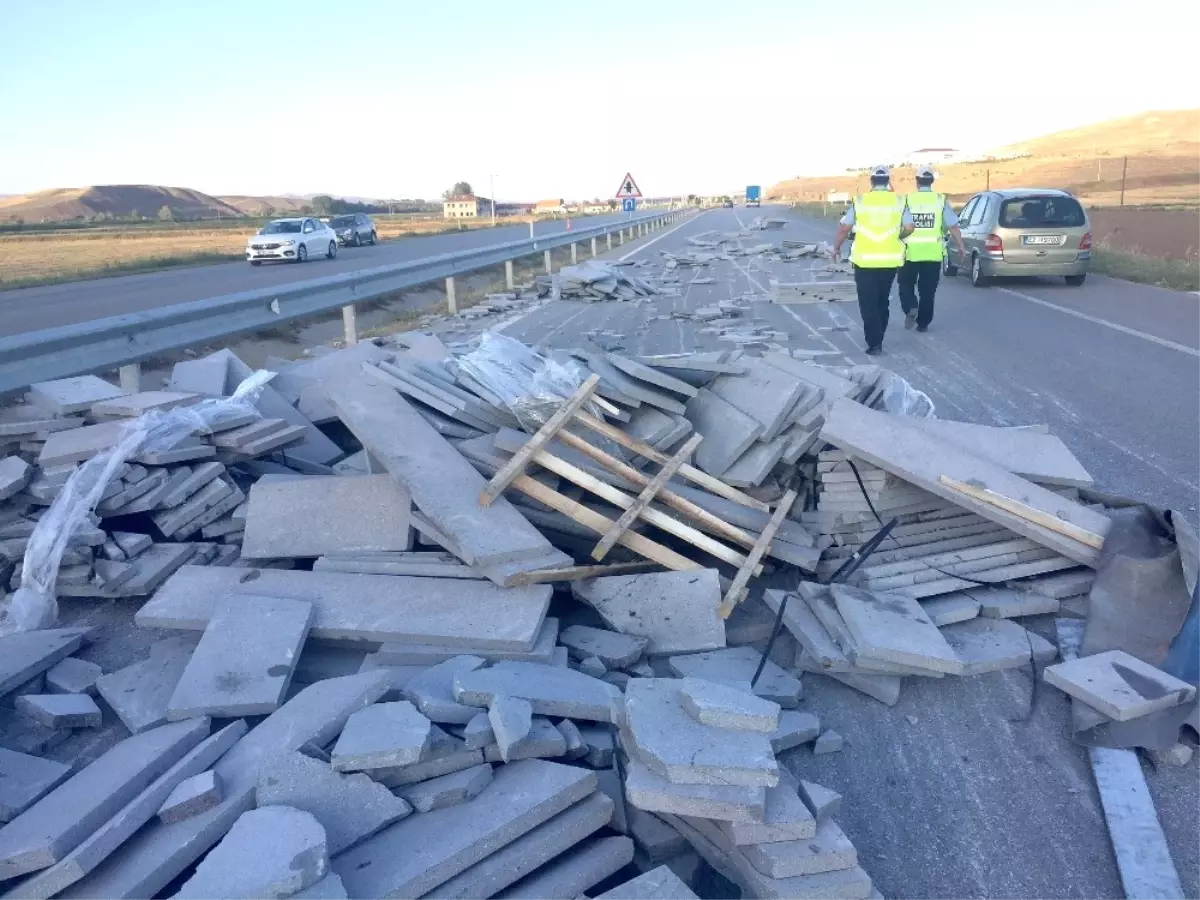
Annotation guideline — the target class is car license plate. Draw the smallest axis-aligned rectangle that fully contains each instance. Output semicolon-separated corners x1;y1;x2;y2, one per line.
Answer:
1022;235;1062;246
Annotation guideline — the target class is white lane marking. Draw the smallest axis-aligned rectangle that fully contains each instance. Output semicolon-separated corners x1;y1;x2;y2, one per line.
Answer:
618;211;707;261
997;287;1200;357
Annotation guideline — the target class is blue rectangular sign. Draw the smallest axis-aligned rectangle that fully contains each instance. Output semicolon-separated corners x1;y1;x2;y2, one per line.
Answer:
622;197;637;212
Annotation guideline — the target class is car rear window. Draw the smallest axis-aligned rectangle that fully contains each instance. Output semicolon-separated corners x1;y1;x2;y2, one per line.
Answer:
999;196;1085;229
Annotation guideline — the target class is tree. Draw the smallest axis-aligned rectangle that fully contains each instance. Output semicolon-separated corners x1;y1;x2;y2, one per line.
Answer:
606;199;618;211
260;203;275;218
311;195;335;216
442;181;473;200
157;205;174;221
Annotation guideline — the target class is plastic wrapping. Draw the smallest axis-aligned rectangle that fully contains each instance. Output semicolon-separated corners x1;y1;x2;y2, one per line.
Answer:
1;370;274;635
457;333;598;430
830;365;937;419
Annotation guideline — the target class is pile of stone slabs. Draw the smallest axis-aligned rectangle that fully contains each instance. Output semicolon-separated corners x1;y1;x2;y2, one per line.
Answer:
240;474;413;559
137;565;552;652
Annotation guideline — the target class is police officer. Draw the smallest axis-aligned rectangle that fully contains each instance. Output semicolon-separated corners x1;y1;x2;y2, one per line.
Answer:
900;165;968;332
830;165;913;356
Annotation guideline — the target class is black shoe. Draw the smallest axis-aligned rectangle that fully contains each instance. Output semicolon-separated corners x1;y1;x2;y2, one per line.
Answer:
865;345;883;356
904;311;917;330
916;325;928;333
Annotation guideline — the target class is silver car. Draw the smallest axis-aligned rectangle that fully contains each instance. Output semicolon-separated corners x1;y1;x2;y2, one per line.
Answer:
944;188;1091;287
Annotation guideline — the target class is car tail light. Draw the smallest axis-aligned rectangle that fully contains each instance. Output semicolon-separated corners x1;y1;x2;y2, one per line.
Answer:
1079;232;1092;250
985;234;1003;253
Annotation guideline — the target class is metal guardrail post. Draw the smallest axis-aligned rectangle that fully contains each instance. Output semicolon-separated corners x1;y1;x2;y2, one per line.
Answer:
505;260;515;290
570;243;578;264
606;233;613;251
119;363;141;392
446;277;457;315
590;237;598;257
341;304;358;346
544;250;553;275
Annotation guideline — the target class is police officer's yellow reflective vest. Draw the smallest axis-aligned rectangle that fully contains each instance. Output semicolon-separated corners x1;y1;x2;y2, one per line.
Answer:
849;191;905;268
904;191;945;262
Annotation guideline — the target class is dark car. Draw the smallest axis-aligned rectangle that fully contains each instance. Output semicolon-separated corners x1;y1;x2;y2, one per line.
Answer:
328;213;378;247
722;199;734;208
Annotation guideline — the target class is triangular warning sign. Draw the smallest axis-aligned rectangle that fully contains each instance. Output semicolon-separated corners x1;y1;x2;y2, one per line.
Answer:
614;172;643;199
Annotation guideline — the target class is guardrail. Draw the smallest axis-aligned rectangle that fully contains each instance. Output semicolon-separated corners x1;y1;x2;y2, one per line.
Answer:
0;209;687;396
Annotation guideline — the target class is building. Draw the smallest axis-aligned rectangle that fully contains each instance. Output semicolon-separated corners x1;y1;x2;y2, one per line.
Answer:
534;198;566;216
442;195;495;219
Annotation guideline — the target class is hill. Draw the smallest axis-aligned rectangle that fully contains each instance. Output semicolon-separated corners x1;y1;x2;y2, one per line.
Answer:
769;109;1199;208
217;195;309;216
0;185;245;222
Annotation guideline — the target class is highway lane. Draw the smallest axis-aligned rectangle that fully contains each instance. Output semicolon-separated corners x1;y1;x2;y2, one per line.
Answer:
494;205;1199;899
0;210;652;338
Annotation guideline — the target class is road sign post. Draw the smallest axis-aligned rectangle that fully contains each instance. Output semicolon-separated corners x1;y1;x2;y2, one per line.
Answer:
615;171;643;226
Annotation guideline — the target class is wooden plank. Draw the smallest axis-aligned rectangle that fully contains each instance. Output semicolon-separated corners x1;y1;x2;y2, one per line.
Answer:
592;434;703;562
719;488;798;618
509;475;701;571
531;449;759;574
479;374;600;507
939;475;1104;551
572;409;769;512
555;429;759;551
505;561;660;587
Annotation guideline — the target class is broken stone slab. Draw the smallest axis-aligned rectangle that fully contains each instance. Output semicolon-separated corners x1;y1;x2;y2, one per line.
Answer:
15;694;101;729
173;805;328;899
158;771;222;825
43;658;101;696
682;389;764;477
625;679;778;788
1009;569;1095;599
624;757;766;822
331;759;597;900
814;730;844;754
138;566;552;652
0;457;32;502
738;817;857;879
27;376;128;416
576;656;607;678
0;628;91;698
797;780;841;824
708;360;806;442
577;725;614;769
426;791;614;900
975;587;1061;618
497;835;634;900
626;806;687;863
721;438;788;488
939;618;1057;675
256;750;411;855
795;653;903;706
241;475;413;560
91;391;201;418
606;354;699;398
667;647;802;708
54;672;391;900
580;353;687;414
373;616;559;667
572;570;725;656
559;625;648;669
768;710;821;753
405;656;487;724
0;718;209;880
1043;649;1196;721
482;717;567;763
331;701;432;771
371;726;485;788
831;583;959;675
398;763;493;813
454;661;625;723
0;709;68;758
624;407;678;446
556;719;586;758
95;635;197;734
920;593;981;627
594;863;699;900
679;677;781;732
167;595;313;720
463;713;495;750
722;772;816;845
489;695;533;763
0;749;71;824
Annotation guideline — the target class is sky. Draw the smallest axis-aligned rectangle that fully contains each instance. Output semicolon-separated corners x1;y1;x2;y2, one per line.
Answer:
1;0;1198;201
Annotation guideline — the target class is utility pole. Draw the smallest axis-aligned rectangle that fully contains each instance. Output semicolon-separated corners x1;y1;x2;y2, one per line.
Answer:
490;174;496;227
985;169;990;190
1120;156;1128;207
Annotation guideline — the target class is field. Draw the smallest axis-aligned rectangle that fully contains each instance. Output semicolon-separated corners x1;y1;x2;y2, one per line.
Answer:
0;214;555;289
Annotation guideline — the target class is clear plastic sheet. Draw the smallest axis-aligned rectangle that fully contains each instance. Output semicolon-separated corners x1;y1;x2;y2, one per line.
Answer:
829;365;937;419
457;333;597;431
1;370;274;634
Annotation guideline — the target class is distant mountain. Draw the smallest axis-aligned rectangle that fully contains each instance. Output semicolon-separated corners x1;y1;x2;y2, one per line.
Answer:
0;185;244;222
217;195;309;215
993;109;1199;159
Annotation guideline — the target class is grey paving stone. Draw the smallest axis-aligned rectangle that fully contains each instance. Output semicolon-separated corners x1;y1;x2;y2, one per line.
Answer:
577;724;614;768
0;718;208;880
488;695;532;763
95;635;197;734
372;617;559;667
708;360;805;441
483;717;567;763
975;586;1061;618
830;583;960;674
739;817;857;878
556;719;587;758
398;763;493;813
558;625;648;668
624;406;677;446
625;679;778;788
722;772;816;845
1044;649;1196;721
625;808;688;864
594;864;699;900
158;770;222;825
43;658;101;696
159;462;226;509
0;457;32;502
137;566;552;651
667;647;802;708
572;570;726;656
15;694;101;729
0;748;71;824
607;353;699;397
920;592;982;626
167;595;313;719
256;750;411;854
577;656;608;678
679;677;781;732
331;759;597;900
0;628;91;697
939;617;1057;675
27;376;127;416
682;389;763;477
593;765;628;834
768;710;821;753
0;708;69;757
582;353;687;414
293;873;349;899
454;661;624;723
371;726;485;788
91;391;201;418
462;712;495;750
36;420;130;467
814;729;844;754
405;656;486;724
331;701;432;771
498;834;634;900
797;780;842;824
624;757;766;822
174;805;329;899
168;355;231;397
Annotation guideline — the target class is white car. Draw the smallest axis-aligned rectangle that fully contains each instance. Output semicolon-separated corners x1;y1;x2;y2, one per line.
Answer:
246;217;338;265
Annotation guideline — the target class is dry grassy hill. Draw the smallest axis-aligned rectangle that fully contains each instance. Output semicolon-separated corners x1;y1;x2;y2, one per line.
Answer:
769;109;1199;207
0;185;245;222
217;195;310;215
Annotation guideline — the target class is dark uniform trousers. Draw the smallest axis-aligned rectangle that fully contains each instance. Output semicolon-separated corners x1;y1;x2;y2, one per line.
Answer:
852;265;899;350
898;260;941;328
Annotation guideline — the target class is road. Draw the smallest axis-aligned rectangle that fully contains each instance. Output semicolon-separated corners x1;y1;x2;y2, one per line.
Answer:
0;211;647;338
491;205;1199;899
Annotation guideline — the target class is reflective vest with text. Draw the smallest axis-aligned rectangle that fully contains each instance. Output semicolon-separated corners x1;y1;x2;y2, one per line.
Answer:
849;192;905;268
904;191;945;262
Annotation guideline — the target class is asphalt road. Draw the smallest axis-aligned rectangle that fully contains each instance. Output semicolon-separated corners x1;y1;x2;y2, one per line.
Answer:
0;211;648;338
493;205;1199;900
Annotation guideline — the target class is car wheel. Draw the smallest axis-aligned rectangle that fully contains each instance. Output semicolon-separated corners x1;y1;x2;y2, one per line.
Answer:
250;260;262;267
970;254;989;288
1065;273;1087;286
351;234;360;247
369;231;378;245
327;241;337;260
296;244;308;263
942;255;958;277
